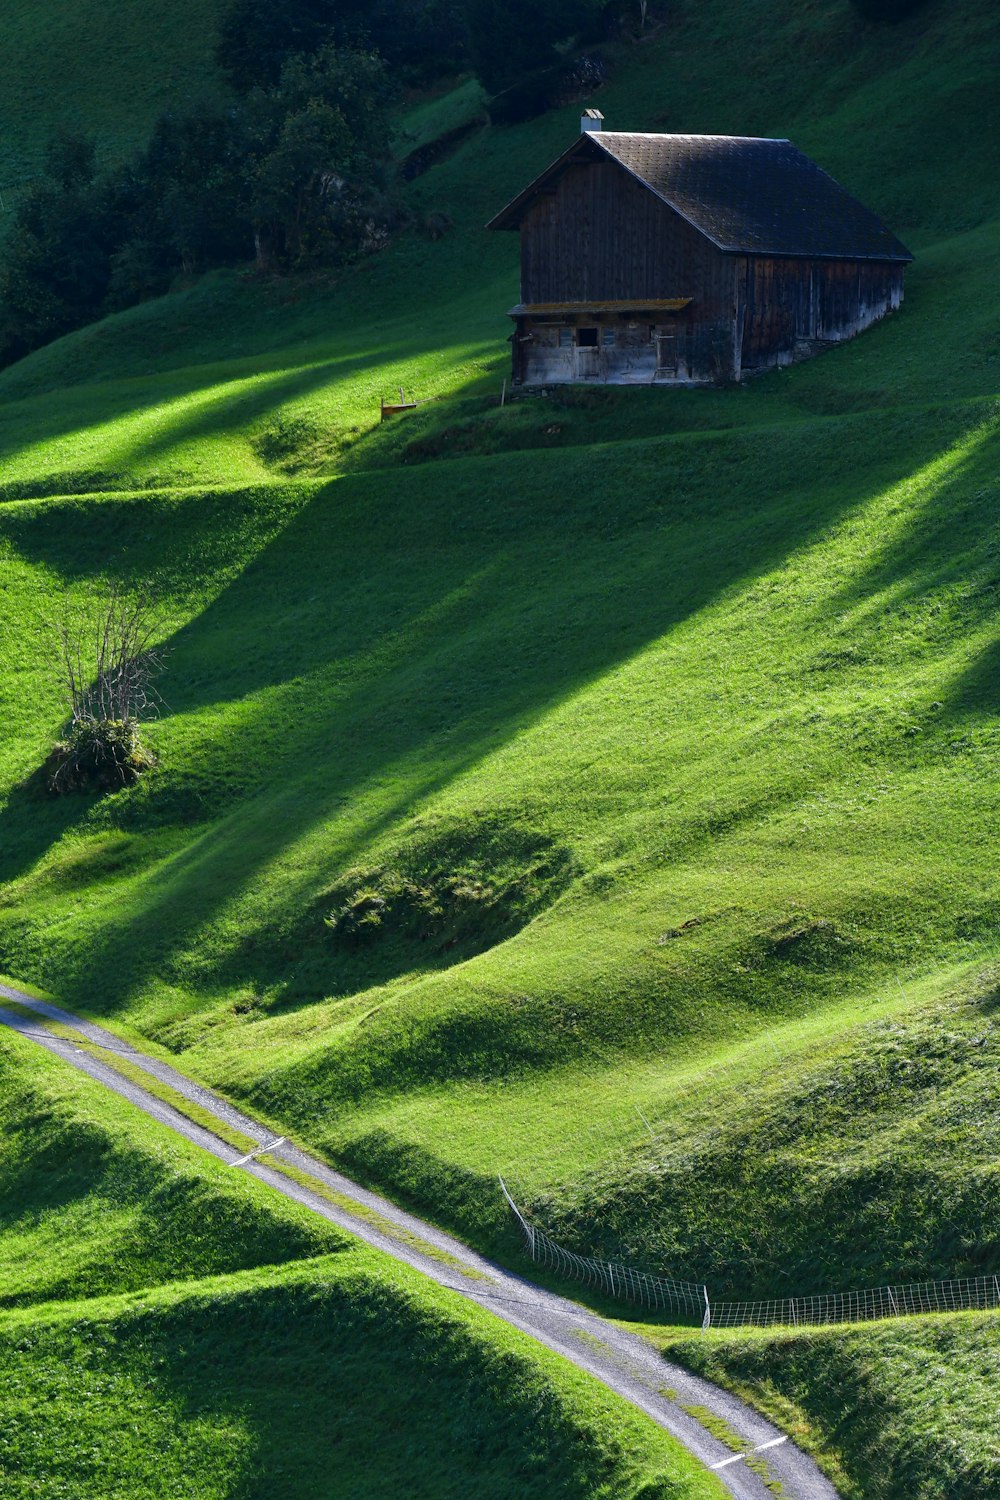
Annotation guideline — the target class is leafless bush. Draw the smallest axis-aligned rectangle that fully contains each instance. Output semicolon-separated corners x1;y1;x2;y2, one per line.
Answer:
46;586;169;794
59;584;168;728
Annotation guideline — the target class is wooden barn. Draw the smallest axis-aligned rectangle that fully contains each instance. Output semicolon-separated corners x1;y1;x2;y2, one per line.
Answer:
487;115;912;386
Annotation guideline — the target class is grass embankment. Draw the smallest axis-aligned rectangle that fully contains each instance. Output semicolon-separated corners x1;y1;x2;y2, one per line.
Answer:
0;1025;345;1309
0;1031;721;1499
664;1313;1000;1500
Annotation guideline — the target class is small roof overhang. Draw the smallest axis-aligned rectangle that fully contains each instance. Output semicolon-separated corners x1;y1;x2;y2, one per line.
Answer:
487;131;913;263
508;298;693;316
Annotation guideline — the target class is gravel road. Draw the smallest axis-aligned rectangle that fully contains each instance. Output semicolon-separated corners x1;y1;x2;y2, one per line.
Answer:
0;982;839;1500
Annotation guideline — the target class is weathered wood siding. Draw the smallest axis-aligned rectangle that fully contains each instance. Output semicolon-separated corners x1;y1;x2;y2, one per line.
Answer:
509;152;907;386
738;256;905;372
521;159;731;312
516;314;679;385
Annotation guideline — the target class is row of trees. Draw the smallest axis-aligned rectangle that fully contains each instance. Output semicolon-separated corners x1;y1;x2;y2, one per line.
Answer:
0;45;396;366
0;0;620;367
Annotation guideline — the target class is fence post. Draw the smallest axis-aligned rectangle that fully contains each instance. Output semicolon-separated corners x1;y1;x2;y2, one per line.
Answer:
701;1287;712;1333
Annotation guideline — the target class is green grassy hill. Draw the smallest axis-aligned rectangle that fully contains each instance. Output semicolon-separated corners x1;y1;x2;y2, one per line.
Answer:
0;1030;718;1500
667;1312;1000;1500
1;0;999;1492
0;0;228;202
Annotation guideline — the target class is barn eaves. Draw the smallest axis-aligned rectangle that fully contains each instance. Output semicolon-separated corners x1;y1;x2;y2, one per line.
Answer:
487;131;912;264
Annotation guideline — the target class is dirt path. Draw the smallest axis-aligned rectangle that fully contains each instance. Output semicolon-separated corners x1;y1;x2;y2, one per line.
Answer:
0;982;839;1500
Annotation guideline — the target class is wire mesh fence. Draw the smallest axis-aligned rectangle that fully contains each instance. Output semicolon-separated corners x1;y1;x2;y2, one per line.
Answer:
709;1275;1000;1329
500;1177;710;1322
499;1177;1000;1331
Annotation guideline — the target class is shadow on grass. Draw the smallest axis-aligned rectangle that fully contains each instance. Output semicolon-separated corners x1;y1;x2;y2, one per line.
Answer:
0;401;981;1033
0;782;100;887
3;1270;668;1500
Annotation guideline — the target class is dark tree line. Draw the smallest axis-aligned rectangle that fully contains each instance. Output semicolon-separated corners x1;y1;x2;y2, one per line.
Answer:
0;44;396;366
216;0;470;92
215;0;619;98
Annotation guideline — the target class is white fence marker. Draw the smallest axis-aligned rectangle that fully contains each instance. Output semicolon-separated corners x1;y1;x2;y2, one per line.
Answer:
230;1137;286;1168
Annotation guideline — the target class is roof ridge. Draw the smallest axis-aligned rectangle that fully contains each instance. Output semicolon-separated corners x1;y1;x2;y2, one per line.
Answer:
594;131;792;143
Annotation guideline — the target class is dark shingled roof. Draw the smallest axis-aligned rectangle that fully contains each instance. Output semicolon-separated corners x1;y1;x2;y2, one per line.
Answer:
487;132;912;262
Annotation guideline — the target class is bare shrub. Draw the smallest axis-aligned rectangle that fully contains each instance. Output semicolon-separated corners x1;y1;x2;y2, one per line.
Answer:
47;586;168;794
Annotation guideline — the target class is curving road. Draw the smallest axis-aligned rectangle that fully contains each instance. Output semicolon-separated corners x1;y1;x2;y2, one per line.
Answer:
0;981;838;1500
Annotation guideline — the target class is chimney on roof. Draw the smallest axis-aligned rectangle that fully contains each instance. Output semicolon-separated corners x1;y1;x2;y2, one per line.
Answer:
581;109;604;134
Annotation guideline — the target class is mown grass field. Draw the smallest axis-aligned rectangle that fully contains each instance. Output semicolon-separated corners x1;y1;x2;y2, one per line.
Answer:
1;0;999;1492
0;1029;720;1499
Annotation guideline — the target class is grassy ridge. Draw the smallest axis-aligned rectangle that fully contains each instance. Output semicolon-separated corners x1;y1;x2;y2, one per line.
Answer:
0;1029;345;1308
0;1031;720;1499
665;1313;1000;1500
0;1264;723;1500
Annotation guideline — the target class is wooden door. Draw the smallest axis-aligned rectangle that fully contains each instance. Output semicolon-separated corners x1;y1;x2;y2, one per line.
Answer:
575;346;601;380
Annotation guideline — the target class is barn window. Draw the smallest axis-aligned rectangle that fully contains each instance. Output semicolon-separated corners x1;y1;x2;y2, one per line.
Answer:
558;327;573;348
576;327;598;347
601;327;616;347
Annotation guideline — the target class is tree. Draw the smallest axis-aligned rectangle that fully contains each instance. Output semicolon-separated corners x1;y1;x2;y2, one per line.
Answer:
463;0;604;94
216;0;336;92
241;45;396;269
216;0;467;94
0;44;396;367
0;135;114;364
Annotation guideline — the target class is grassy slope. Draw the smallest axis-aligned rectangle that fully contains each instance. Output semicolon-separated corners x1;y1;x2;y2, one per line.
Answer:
0;1031;719;1499
0;0;999;1491
665;1314;1000;1500
0;0;228;200
0;0;996;1265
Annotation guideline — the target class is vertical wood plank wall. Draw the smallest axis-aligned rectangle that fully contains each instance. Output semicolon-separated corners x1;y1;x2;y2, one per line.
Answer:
511;156;907;385
521;160;732;312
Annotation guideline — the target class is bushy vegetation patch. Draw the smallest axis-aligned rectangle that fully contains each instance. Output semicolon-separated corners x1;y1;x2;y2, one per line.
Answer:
326;814;576;968
44;719;155;794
